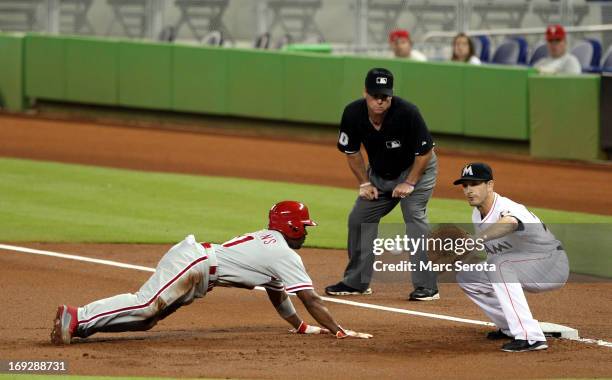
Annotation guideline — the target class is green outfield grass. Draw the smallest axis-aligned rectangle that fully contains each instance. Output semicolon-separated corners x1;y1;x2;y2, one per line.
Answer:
0;158;610;277
1;157;610;246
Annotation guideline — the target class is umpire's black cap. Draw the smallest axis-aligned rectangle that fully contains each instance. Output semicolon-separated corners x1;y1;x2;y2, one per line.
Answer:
365;68;394;96
453;162;494;185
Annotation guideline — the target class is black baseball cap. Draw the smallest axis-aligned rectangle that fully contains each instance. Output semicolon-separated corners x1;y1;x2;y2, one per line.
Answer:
365;68;394;97
453;162;494;185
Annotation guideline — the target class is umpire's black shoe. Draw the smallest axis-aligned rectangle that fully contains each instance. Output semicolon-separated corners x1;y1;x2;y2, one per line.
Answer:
501;339;548;352
325;282;372;296
487;329;513;340
408;287;440;301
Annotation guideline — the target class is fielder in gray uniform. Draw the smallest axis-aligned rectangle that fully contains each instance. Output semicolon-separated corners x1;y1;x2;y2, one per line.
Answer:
50;201;372;345
453;163;569;352
325;68;439;301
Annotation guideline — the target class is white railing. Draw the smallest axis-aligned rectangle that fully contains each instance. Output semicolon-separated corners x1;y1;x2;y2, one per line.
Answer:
423;23;612;42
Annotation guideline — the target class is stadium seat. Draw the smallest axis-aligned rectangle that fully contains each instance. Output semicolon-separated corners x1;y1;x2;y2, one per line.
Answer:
201;30;223;46
491;38;528;65
158;25;176;43
471;35;491;62
602;46;612;73
254;32;271;49
274;34;293;50
529;42;548;66
514;36;528;64
571;39;602;72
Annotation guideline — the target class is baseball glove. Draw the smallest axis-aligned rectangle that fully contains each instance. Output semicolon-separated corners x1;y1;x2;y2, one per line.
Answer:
426;225;475;272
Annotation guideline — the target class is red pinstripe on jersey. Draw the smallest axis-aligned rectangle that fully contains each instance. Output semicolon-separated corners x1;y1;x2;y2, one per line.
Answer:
78;255;209;325
498;253;553;341
223;235;254;248
285;283;314;293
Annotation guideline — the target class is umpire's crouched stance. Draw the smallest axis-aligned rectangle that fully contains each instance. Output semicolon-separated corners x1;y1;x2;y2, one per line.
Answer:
325;68;439;301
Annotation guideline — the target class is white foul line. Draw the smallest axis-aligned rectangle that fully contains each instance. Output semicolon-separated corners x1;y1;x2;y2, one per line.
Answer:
0;244;156;273
1;243;610;348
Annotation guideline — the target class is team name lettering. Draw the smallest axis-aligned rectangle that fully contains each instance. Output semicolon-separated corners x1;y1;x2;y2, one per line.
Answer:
485;241;513;255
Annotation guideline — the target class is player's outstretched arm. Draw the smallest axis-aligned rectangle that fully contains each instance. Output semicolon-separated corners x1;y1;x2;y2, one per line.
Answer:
476;214;519;241
265;288;328;334
296;289;373;339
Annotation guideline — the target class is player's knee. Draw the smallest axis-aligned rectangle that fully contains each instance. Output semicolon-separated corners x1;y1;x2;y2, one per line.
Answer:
456;271;470;289
139;297;167;320
456;271;481;293
348;211;367;227
403;206;425;221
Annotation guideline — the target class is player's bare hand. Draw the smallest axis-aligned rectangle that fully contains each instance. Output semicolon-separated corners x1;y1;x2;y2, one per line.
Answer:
335;329;373;339
359;184;378;200
392;182;414;198
290;322;330;335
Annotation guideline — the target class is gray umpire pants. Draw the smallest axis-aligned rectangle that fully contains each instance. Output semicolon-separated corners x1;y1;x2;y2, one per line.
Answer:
342;151;438;292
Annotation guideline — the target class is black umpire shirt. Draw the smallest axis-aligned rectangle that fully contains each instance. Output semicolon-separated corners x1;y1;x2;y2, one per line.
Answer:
337;97;434;180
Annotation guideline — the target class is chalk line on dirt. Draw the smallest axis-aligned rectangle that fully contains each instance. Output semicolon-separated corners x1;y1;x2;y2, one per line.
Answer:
1;243;610;348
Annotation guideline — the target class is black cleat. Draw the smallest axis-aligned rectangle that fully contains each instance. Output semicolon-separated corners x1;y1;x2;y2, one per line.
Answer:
325;282;372;296
501;339;548;352
408;287;440;301
487;329;513;340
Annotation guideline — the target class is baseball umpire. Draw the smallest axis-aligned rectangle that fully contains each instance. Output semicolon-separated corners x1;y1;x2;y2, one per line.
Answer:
325;68;439;301
50;201;372;345
453;163;569;352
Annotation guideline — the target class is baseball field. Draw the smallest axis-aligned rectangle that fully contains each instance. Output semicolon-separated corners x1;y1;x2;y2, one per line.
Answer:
1;114;611;379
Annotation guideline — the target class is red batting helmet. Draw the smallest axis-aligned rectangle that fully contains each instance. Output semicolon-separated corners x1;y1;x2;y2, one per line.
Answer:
268;201;317;240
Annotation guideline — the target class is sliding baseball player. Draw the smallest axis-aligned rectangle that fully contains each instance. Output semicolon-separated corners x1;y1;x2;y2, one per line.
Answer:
51;201;372;345
453;163;569;352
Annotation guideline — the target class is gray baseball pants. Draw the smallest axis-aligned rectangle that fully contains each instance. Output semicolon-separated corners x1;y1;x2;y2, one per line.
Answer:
75;235;217;338
342;151;438;292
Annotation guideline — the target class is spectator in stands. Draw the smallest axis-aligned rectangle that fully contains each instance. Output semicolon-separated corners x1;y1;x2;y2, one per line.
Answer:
535;24;581;74
451;33;481;64
389;29;427;61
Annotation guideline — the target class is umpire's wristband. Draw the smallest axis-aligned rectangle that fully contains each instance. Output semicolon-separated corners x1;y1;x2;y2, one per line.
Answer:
359;182;372;188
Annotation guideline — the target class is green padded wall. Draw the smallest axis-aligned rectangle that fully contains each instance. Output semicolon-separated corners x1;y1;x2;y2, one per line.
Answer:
0;34;24;111
463;65;531;140
529;75;601;160
118;41;172;109
172;45;228;115
399;61;464;135
65;37;118;105
227;48;284;119
18;34;605;152
24;34;65;100
283;53;344;124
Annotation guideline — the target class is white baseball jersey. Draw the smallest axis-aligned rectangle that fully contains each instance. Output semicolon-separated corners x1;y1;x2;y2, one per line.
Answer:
534;52;582;74
473;193;562;255
459;192;569;343
213;229;314;293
